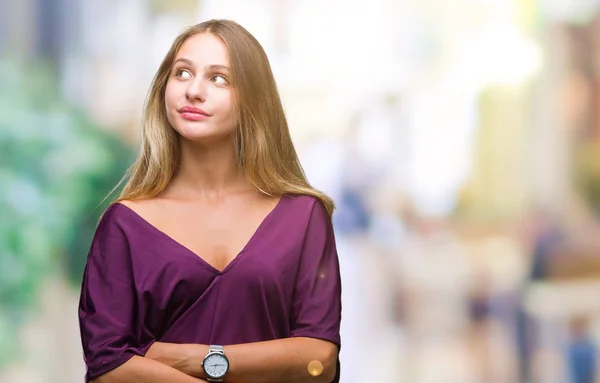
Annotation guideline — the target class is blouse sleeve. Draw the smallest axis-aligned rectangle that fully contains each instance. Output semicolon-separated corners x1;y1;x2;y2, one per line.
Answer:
290;199;342;349
78;205;154;382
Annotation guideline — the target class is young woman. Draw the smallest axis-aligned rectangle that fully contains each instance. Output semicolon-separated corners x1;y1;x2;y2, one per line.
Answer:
78;19;342;383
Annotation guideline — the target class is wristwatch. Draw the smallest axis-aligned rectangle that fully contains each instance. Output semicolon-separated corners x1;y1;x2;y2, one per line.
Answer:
202;345;229;382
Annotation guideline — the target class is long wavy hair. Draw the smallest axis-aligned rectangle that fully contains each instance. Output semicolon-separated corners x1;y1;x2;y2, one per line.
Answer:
111;19;334;215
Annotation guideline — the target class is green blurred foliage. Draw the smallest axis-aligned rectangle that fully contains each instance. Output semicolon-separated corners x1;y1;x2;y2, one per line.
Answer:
0;58;134;366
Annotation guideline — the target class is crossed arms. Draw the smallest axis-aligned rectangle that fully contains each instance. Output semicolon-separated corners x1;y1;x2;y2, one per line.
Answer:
92;337;337;383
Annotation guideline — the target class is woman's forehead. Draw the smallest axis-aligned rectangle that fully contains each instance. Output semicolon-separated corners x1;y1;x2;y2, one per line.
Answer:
175;33;230;67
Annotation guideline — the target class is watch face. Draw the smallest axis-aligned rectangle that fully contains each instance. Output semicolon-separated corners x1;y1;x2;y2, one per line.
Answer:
204;353;229;378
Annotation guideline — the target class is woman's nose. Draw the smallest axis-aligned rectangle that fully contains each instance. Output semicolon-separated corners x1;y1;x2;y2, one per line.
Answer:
185;79;207;101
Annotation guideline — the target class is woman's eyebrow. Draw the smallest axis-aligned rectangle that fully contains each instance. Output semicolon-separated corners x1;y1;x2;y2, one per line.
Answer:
173;57;194;66
173;59;229;72
208;64;230;72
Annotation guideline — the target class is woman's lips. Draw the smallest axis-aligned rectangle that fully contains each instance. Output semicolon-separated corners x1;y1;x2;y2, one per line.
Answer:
180;112;210;121
178;106;211;121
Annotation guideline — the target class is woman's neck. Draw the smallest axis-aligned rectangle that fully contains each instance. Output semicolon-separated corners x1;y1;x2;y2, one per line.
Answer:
166;138;252;201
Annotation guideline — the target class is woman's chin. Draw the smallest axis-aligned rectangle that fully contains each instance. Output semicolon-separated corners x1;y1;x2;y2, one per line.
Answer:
177;128;233;145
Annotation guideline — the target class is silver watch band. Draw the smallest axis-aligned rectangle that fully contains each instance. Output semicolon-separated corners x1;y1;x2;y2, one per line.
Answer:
209;345;224;354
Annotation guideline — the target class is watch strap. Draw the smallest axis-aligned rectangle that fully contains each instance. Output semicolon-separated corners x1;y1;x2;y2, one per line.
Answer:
209;345;225;354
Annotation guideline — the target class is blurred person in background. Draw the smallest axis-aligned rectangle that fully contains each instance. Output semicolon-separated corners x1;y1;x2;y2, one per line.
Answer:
567;316;597;383
516;209;564;382
78;19;341;383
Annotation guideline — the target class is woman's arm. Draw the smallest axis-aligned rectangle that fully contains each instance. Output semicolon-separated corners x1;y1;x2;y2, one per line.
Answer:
146;337;337;383
91;355;208;383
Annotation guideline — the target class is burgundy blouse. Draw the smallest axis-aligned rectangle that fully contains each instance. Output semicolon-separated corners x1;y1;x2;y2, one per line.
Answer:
78;194;342;382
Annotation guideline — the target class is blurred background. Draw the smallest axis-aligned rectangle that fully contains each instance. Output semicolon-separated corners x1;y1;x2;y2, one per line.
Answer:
2;0;600;382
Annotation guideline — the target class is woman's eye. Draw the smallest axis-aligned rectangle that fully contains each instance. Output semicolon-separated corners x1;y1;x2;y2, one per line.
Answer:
211;74;228;85
175;69;192;79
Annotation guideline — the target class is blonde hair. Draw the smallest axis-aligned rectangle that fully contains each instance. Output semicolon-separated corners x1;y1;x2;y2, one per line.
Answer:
111;19;334;215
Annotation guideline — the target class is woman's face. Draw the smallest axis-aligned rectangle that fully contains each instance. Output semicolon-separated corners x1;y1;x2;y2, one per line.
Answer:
165;32;236;143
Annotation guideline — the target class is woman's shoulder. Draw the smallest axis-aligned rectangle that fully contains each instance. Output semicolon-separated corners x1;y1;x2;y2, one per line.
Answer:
102;199;141;218
282;193;319;210
100;200;129;222
97;199;155;231
109;198;162;222
282;193;330;221
94;201;131;233
93;199;164;250
116;198;153;213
